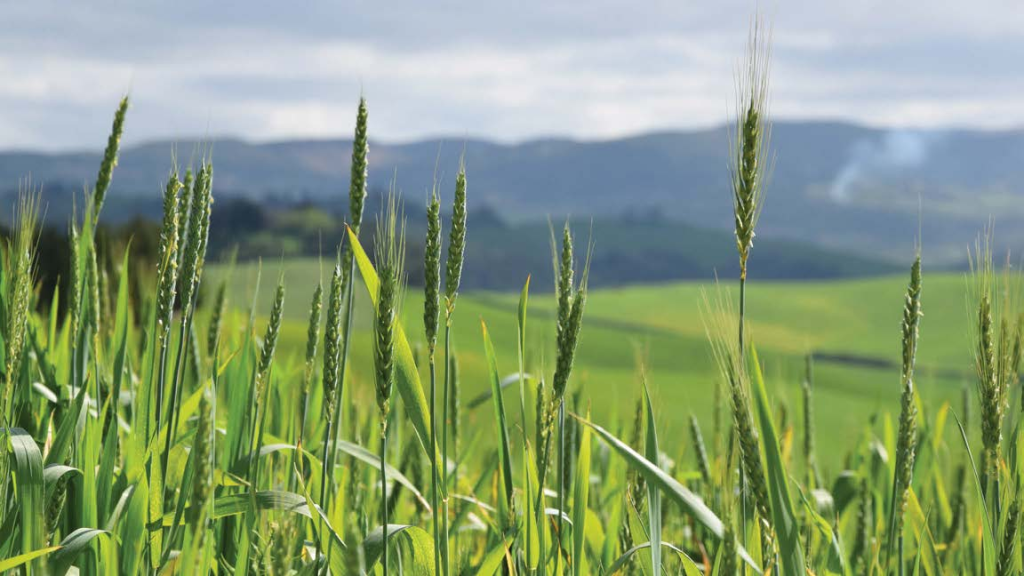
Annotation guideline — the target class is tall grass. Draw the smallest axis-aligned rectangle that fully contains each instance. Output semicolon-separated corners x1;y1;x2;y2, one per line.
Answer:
730;14;774;574
372;189;406;575
423;178;443;575
886;255;922;575
2;14;1024;576
440;161;467;576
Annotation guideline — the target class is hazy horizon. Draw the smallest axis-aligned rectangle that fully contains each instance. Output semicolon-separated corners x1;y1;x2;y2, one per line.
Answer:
5;116;1024;155
4;1;1024;151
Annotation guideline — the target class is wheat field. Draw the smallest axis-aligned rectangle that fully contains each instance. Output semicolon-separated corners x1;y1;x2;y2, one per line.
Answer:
0;18;1020;576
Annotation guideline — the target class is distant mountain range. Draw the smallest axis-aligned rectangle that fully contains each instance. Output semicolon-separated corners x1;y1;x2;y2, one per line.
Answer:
5;121;1023;265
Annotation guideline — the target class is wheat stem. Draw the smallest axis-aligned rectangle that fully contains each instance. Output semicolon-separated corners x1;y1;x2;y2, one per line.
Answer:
997;496;1019;576
373;188;404;576
423;182;443;574
323;253;358;569
296;282;323;463
441;320;453;575
556;397;566;573
439;163;467;576
690;414;713;485
380;432;390;575
428;356;440;575
162;163;212;481
320;99;370;574
448;352;462;562
319;259;343;569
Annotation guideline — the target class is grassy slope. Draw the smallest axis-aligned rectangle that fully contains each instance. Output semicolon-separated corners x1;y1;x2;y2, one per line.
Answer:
457;216;897;289
207;259;974;474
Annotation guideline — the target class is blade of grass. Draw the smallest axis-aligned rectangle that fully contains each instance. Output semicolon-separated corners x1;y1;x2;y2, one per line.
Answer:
362;524;435;574
749;347;806;576
478;534;515;576
643;380;662;576
572;407;592;576
0;547;61;572
606;541;702;576
48;528;109;576
953;412;997;575
482;319;514;527
347;226;441;484
10;427;45;571
575;415;761;572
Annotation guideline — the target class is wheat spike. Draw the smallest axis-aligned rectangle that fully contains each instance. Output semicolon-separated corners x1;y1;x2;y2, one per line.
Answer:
92;96;129;223
444;164;468;316
156;172;182;337
322;261;344;423
373;190;406;430
689;414;713;485
730;18;772;281
424;185;442;356
341;97;369;288
255;280;285;406
893;256;922;531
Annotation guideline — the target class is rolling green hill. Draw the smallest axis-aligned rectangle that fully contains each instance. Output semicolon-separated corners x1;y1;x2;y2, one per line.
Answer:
204;206;897;289
207;259;976;474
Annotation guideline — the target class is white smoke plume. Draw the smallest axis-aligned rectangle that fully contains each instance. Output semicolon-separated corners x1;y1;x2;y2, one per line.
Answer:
830;129;941;202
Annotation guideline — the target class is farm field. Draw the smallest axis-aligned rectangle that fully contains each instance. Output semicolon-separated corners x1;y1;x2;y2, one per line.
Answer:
6;9;1019;573
209;258;976;474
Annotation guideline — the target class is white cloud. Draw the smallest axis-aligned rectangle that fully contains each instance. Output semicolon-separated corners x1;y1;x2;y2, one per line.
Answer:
1;1;1023;149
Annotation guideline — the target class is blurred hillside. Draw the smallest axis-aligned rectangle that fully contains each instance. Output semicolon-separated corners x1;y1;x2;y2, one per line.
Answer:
3;121;1020;265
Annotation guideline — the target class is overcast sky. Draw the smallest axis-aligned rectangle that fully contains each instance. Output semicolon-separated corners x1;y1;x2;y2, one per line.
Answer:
2;1;1023;150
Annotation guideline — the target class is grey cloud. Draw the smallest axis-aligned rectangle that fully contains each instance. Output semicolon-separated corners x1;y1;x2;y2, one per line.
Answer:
1;1;1024;149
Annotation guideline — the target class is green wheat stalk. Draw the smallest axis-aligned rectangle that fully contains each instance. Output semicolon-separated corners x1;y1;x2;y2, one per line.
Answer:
730;16;772;354
373;189;406;576
703;285;775;572
538;221;590;574
323;98;370;573
0;189;39;525
997;492;1020;576
298;281;323;450
802;355;820;487
969;233;1006;524
250;280;285;483
729;19;773;571
440;160;468;576
318;257;344;565
206;279;227;361
189;385;214;532
887;255;922;575
690;414;713;485
1;190;39;420
851;475;872;572
91;96;129;224
423;180;443;576
152;171;182;438
162;161;213;480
